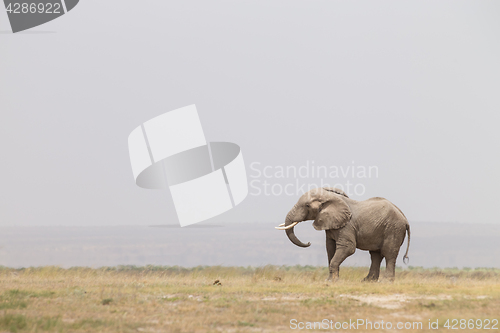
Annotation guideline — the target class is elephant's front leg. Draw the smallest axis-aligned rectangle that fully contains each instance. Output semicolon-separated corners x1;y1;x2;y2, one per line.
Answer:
327;244;355;281
326;235;336;280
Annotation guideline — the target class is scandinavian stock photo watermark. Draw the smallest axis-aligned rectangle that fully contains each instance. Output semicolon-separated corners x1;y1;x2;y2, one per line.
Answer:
289;318;499;330
249;161;379;197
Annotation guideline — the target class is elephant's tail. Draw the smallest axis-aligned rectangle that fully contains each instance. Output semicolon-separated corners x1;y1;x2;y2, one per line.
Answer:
403;224;410;264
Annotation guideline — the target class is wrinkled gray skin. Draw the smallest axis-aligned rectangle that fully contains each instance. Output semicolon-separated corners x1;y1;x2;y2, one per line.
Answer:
283;187;410;282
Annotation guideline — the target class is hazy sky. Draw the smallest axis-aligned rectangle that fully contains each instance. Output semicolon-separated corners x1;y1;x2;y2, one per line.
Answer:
1;1;499;227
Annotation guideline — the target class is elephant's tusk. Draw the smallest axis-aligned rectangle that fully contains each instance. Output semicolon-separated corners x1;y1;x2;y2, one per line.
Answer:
278;223;285;227
275;222;298;230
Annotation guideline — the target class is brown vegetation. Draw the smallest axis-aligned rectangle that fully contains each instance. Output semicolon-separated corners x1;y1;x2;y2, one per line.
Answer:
0;266;498;332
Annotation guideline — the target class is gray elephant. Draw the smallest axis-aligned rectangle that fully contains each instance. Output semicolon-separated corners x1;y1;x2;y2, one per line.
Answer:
276;187;410;282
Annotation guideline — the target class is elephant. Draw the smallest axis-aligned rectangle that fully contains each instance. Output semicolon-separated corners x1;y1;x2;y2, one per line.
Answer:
275;187;410;282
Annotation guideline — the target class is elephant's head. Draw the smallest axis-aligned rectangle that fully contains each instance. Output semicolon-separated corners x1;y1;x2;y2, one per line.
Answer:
275;187;351;247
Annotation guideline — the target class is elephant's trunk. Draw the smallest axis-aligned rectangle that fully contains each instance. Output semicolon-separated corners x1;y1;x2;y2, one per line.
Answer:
284;204;311;248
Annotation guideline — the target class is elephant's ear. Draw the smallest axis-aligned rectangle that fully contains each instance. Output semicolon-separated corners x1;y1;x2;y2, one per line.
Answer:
313;195;351;230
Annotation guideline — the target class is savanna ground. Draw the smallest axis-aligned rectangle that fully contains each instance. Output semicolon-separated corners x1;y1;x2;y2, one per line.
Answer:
0;266;499;333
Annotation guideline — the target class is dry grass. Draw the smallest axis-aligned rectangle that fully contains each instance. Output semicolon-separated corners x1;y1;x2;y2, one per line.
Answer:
0;265;499;332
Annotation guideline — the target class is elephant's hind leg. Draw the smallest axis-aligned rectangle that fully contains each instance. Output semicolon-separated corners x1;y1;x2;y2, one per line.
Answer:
363;251;383;282
381;246;399;282
381;229;406;282
383;256;397;282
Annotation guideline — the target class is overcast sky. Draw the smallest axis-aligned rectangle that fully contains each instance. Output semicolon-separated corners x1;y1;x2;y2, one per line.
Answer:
1;1;499;227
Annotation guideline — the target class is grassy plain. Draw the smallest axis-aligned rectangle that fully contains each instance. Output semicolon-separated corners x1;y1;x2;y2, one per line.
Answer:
0;266;498;332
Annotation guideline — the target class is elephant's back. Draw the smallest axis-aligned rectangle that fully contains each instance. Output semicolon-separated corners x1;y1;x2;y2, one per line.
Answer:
367;197;387;201
365;197;407;222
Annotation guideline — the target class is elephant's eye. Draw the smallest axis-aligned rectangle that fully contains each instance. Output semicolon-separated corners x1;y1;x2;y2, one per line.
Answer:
306;204;310;208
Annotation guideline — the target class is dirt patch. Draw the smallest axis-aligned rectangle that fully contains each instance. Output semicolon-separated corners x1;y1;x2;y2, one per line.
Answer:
339;294;408;309
338;294;453;309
